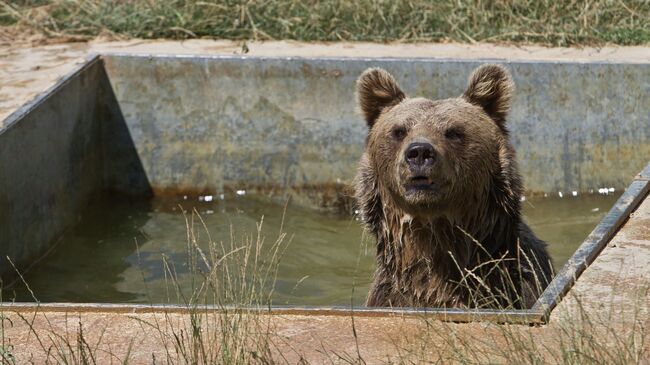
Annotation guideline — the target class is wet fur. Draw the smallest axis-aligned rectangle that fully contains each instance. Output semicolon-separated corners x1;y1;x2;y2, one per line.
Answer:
355;65;553;309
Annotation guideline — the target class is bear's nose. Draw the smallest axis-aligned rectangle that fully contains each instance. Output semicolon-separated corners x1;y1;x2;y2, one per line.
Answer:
405;142;436;167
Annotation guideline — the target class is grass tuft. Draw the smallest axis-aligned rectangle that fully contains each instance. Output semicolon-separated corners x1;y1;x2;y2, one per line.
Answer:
127;208;288;364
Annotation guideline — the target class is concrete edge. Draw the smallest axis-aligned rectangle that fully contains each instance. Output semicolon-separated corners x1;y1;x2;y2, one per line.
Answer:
534;162;650;318
0;302;546;324
0;55;101;136
97;52;650;65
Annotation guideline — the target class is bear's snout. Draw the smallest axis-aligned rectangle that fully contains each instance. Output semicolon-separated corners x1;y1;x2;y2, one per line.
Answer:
404;142;436;168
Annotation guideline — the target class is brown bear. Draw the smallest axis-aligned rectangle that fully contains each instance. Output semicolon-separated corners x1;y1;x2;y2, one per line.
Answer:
354;64;553;309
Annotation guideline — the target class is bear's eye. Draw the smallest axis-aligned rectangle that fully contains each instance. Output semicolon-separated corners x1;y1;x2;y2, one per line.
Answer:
445;128;465;141
391;127;407;141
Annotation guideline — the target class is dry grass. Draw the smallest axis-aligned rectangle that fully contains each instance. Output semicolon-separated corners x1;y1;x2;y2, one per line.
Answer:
392;282;649;364
0;208;647;364
1;0;649;46
126;209;288;364
1;208;289;364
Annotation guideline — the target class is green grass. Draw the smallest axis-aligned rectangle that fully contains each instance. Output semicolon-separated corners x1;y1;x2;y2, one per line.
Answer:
2;0;649;46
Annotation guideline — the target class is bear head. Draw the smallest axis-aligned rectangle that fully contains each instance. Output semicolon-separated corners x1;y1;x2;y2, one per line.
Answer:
356;64;519;219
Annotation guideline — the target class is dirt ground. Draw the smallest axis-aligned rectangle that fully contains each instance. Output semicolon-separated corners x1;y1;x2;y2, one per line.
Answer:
1;35;649;363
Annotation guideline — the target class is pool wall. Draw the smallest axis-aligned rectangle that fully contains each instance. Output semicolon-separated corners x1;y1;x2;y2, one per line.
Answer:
103;55;650;195
1;55;649;317
0;59;106;278
0;57;150;280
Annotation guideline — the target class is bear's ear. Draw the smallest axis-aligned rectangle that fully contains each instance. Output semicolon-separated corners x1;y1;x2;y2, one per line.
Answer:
463;64;514;129
356;68;405;128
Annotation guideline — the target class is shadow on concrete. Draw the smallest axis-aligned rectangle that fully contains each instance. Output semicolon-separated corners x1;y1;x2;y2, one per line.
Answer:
98;61;153;197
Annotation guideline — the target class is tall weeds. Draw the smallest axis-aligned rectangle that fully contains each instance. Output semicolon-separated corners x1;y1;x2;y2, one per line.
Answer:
1;207;288;364
0;206;647;363
129;208;288;364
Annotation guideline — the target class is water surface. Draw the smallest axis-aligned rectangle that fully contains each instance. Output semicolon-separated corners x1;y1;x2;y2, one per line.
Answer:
7;192;620;306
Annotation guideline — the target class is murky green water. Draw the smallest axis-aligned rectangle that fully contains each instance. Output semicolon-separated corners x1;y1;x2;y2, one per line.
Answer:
6;192;619;306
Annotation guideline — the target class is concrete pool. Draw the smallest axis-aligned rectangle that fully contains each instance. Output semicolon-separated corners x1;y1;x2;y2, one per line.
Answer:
0;54;648;323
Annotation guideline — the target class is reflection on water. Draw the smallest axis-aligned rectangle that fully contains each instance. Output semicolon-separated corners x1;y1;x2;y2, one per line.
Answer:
7;192;620;306
521;194;620;270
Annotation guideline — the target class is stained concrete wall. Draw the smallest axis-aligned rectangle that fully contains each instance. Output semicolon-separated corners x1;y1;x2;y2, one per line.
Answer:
102;55;650;195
